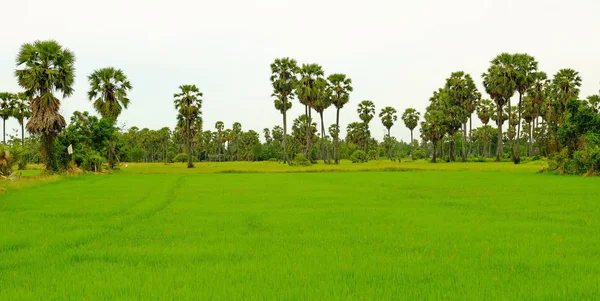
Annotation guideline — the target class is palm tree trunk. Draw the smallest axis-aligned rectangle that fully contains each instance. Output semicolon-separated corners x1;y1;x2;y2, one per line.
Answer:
529;121;533;157
41;134;55;172
514;92;523;164
283;110;289;165
432;140;437;163
468;115;473;156
21;121;25;147
319;112;330;164
305;105;310;158
334;108;340;164
462;122;467;162
496;104;503;162
187;120;193;168
410;129;414;144
3;118;5;144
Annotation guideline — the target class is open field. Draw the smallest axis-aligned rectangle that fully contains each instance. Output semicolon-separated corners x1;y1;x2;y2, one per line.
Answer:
1;162;599;300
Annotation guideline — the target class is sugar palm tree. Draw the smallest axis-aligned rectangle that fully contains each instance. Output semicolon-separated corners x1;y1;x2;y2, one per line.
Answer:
327;73;353;164
357;100;375;151
444;71;479;161
0;93;16;144
270;58;299;165
513;53;538;162
551;68;582;117
379;106;397;137
296;63;324;158
313;78;332;163
13;93;32;146
174;85;203;168
401;108;420;144
482;53;517;161
87;67;133;168
15;40;75;172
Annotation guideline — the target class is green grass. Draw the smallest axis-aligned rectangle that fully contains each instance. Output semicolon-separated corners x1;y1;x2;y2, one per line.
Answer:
1;162;598;300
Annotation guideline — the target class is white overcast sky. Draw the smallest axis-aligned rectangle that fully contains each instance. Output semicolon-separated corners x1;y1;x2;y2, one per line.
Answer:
1;0;599;142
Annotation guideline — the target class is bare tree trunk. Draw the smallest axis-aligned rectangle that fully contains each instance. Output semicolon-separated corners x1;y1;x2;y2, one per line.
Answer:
21;122;25;147
513;93;522;164
410;129;414;144
496;104;503;162
468;115;473;156
319;112;329;164
3;118;5;144
187;120;194;168
432;140;437;163
305;105;310;158
334;108;340;164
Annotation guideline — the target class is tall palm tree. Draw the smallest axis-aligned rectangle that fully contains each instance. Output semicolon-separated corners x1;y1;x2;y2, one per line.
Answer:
513;53;538;163
0;93;16;144
174;85;203;168
87;67;133;168
327;73;353;164
270;58;299;165
482;53;517;161
313;78;332;163
13;93;32;146
215;121;225;158
444;71;479;162
296;64;324;158
379;106;397;137
357;100;375;151
401;108;420;144
15;40;75;172
551;68;582;117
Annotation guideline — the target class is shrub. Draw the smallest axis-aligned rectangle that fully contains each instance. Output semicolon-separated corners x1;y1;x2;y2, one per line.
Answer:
291;153;311;166
351;150;368;163
412;147;427;160
368;150;377;160
0;144;26;176
173;153;188;163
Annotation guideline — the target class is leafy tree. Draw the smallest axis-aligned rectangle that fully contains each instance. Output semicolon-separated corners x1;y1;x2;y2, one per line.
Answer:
548;69;582;153
482;53;517;161
87;67;133;168
420;94;446;163
586;94;600;113
15;40;76;172
346;122;369;150
379;106;397;136
12;93;31;146
444;71;479;161
401;108;420;143
174;85;203;168
0;93;16;144
357;100;375;151
327;73;353;164
270;58;299;165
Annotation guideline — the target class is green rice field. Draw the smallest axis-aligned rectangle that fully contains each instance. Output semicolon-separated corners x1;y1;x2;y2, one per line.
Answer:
0;161;598;300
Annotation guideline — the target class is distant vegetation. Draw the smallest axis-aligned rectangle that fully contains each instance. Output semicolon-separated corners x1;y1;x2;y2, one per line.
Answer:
1;41;599;175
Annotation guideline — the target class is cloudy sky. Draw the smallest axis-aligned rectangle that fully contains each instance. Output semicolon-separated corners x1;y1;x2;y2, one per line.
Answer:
1;0;599;142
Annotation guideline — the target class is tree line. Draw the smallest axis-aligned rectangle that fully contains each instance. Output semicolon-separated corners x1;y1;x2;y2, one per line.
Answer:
1;41;599;175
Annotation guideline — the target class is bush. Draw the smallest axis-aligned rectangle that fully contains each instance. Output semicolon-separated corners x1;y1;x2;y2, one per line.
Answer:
173;153;188;163
351;150;368;163
0;144;26;176
412;147;427;160
368;150;377;160
291;153;311;166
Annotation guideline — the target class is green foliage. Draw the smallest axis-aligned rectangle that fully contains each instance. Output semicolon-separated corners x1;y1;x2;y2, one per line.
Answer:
350;150;368;163
412;147;427;160
291;153;311;166
173;153;188;163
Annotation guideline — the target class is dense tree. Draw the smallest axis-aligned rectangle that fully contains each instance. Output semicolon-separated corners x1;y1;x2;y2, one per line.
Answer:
270;58;299;165
15;40;76;172
512;54;538;163
0;93;16;144
174;85;203;168
87;67;133;168
328;73;353;164
420;93;446;163
357;100;375;151
379;106;397;136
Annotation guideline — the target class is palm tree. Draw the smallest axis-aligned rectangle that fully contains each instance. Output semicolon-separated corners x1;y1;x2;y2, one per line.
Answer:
313;78;332;163
15;40;75;172
296;64;324;158
0;93;16;144
327;73;353;164
87;67;133;168
551;68;582;117
587;95;600;113
379;106;397;137
401;108;420;144
174;85;203;168
357;100;375;151
13;93;32;146
270;58;299;165
513;53;538;163
215;121;225;158
444;71;479;162
482;53;517;161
